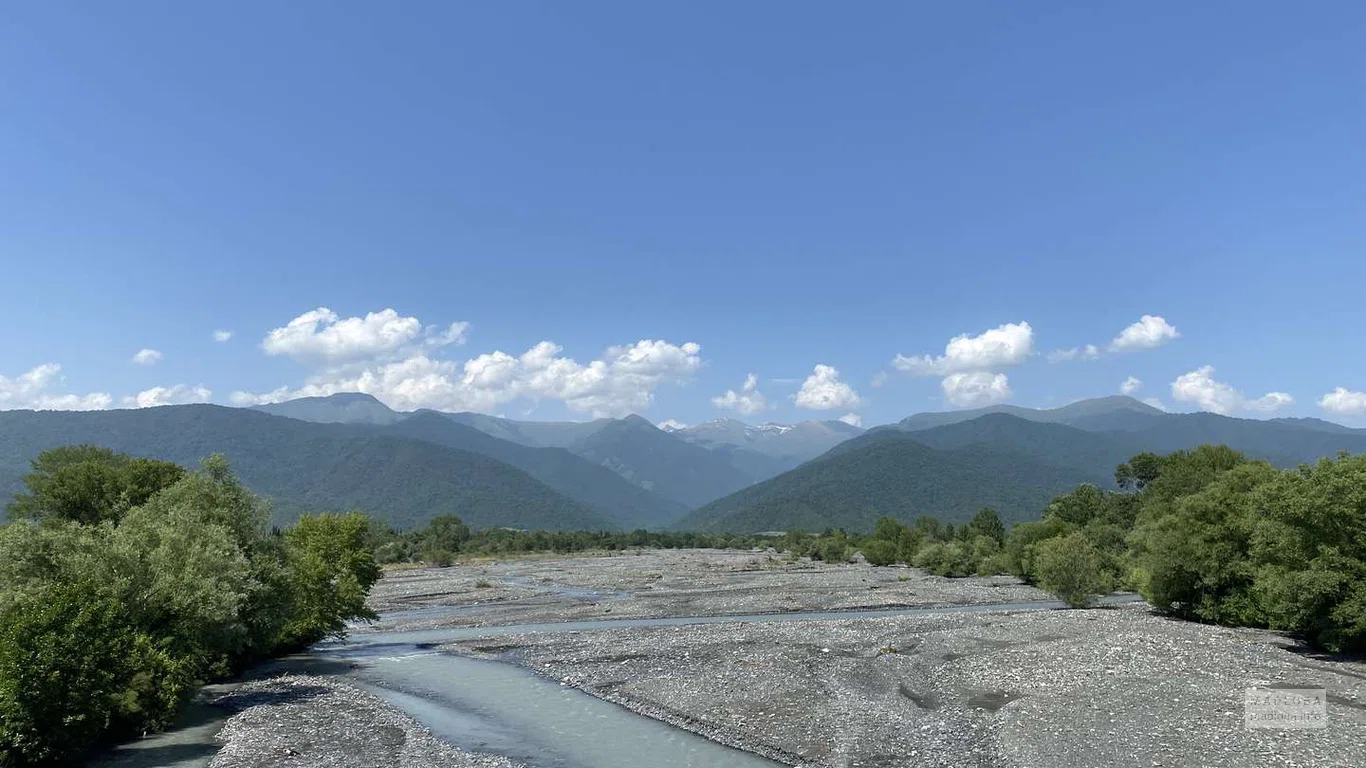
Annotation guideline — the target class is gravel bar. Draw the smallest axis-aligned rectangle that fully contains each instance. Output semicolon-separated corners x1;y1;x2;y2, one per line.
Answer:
207;675;527;768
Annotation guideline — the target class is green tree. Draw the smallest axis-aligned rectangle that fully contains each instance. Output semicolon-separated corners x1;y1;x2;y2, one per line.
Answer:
1032;532;1111;608
275;513;381;651
0;583;136;765
1001;516;1073;583
968;507;1006;544
1248;455;1366;652
7;445;184;525
1128;461;1277;624
860;539;897;566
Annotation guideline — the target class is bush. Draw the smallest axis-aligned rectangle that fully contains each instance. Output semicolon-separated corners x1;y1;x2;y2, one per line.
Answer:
1032;532;1111;608
860;539;898;566
1126;462;1275;624
275;513;381;652
0;584;136;764
0;448;385;764
1248;455;1366;652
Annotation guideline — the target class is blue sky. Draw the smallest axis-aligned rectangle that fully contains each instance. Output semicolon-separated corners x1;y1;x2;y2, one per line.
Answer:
3;1;1365;427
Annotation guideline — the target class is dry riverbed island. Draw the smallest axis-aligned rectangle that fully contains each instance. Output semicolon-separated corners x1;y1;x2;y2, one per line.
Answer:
206;550;1364;767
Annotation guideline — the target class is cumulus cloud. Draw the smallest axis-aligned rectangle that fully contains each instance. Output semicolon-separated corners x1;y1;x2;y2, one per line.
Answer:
1121;376;1143;395
0;364;112;411
658;419;687;431
941;371;1011;407
712;373;768;415
1143;397;1168;411
121;385;212;408
838;412;863;427
262;307;469;366
233;330;704;418
213;330;234;342
792;364;863;410
1170;366;1292;415
1047;345;1099;363
1319;387;1366;415
1110;315;1180;352
892;322;1033;376
131;348;163;366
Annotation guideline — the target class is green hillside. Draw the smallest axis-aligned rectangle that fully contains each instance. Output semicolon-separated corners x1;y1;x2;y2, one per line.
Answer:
375;412;687;528
0;406;613;531
677;434;1091;532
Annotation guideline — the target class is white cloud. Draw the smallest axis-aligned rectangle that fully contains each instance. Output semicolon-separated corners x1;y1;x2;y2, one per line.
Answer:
131;348;163;366
658;419;687;431
1047;344;1099;363
1319;387;1366;415
1142;397;1168;412
793;364;863;410
1110;315;1179;352
121;385;212;408
711;373;768;415
838;412;862;427
1244;392;1294;413
1121;376;1143;395
0;364;112;411
892;322;1033;376
262;307;469;366
941;371;1011;407
213;330;234;342
233;334;703;419
1170;366;1292;415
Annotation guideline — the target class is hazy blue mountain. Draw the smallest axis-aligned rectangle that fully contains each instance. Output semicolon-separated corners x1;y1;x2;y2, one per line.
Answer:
894;395;1167;433
1110;411;1366;467
0;406;613;531
671;418;865;461
442;411;615;448
564;415;756;509
835;413;1134;478
252;398;778;510
375;412;686;528
252;392;404;425
677;434;1090;532
1267;417;1366;435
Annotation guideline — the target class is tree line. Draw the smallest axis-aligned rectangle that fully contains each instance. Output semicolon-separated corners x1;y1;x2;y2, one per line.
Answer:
0;446;380;766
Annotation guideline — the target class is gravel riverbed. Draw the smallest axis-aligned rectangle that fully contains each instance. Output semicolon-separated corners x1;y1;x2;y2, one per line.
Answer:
374;550;1366;767
99;549;1366;767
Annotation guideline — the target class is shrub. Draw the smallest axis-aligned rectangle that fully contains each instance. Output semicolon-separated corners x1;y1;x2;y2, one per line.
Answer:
860;539;898;566
1031;532;1111;608
1248;455;1366;652
0;584;136;765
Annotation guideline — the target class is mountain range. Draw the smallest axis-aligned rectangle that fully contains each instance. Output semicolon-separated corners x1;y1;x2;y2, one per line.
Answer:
686;401;1366;531
4;393;1365;533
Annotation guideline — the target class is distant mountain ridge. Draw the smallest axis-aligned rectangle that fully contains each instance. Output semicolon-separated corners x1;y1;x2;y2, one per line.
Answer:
253;392;404;425
74;392;1364;536
0;405;612;531
678;430;1093;532
686;396;1366;533
892;395;1166;433
670;417;864;461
